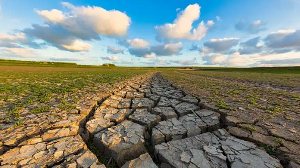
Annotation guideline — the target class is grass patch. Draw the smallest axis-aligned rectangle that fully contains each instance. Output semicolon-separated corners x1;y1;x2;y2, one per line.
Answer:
247;98;258;105
31;106;51;114
14;121;24;127
217;99;232;110
240;125;257;131
273;137;284;145
267;107;282;115
0;66;149;121
262;145;278;156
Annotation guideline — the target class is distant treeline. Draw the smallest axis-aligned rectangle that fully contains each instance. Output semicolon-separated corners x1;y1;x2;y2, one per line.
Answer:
0;59;117;68
0;59;79;67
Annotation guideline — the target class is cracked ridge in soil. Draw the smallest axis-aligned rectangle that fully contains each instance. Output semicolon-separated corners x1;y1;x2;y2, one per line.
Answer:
0;72;288;167
85;72;284;168
0;72;156;167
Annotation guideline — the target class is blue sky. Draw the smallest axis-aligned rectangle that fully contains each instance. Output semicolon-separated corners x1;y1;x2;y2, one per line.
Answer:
0;0;300;67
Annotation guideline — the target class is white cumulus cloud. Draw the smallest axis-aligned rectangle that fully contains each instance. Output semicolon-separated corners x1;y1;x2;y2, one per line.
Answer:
36;9;65;24
20;2;131;52
155;4;207;41
36;2;131;37
126;38;150;48
60;40;92;51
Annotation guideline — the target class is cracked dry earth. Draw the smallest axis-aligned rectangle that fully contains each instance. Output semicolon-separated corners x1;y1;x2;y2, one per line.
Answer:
0;72;294;168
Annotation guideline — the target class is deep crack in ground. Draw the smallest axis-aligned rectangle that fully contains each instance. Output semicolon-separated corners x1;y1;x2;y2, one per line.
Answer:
85;72;283;168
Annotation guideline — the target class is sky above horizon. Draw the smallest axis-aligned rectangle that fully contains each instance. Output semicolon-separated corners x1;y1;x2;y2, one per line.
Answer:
0;0;300;67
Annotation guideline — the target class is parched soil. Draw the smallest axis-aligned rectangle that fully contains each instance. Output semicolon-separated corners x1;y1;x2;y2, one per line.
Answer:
0;72;154;167
162;70;300;167
0;71;298;168
179;70;300;92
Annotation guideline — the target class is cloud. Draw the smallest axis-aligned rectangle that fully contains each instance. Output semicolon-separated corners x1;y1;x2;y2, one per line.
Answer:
240;37;261;47
170;57;197;65
119;38;150;48
49;57;82;62
102;56;119;61
20;2;131;52
202;48;300;67
128;48;151;57
207;20;215;27
107;46;124;54
128;42;182;57
267;48;295;54
155;4;207;41
0;47;36;59
216;16;221;21
0;33;26;41
259;58;300;65
0;33;26;48
144;57;168;65
151;42;182;56
0;32;42;49
36;9;65;24
202;38;239;54
5;48;34;55
144;53;156;58
189;44;200;51
238;37;262;54
36;2;131;38
203;53;255;67
61;40;92;51
264;30;300;49
235;20;266;34
23;24;91;52
203;54;227;65
119;59;135;64
127;38;150;48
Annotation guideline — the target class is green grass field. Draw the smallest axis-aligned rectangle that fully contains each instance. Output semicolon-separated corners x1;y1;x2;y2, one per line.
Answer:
162;70;300;120
194;66;300;74
177;69;300;88
0;65;149;123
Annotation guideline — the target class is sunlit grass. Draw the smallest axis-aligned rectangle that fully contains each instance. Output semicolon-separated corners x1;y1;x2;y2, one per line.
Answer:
0;66;148;122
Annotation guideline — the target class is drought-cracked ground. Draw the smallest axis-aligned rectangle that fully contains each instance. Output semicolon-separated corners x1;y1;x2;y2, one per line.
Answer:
0;72;298;168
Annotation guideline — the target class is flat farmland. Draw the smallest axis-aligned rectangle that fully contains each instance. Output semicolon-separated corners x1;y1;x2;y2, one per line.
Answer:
0;66;148;128
163;69;300;115
178;68;300;91
161;69;300;165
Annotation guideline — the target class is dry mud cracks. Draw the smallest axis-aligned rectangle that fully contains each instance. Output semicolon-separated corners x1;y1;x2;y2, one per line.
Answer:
0;72;297;168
